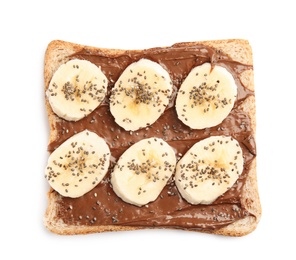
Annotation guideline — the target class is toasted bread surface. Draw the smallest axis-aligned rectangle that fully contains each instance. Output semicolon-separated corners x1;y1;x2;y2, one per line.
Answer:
44;39;261;236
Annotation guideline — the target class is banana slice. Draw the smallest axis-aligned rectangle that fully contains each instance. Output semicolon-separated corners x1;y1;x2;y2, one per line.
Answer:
45;130;111;198
175;63;237;129
109;58;173;131
111;137;176;207
46;59;108;121
175;136;243;205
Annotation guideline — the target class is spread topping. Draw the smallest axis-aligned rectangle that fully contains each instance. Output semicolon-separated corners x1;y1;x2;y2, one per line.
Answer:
47;43;255;231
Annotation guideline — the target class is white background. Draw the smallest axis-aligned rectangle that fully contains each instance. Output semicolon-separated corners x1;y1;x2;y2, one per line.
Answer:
1;0;295;259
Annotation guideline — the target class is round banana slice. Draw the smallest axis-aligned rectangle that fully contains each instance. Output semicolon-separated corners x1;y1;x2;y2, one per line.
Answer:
111;137;176;207
175;136;243;205
45;130;111;198
176;63;237;129
109;58;173;131
47;59;108;121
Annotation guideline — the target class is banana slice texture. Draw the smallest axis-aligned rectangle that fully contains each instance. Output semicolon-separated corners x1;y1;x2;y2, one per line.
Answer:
46;59;108;121
175;136;243;205
109;58;173;131
45;130;111;198
176;63;237;129
111;137;176;207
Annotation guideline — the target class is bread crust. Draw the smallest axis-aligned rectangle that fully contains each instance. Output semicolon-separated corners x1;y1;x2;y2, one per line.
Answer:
44;39;261;236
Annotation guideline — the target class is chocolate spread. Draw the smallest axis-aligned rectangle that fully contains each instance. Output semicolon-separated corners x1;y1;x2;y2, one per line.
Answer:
47;43;256;231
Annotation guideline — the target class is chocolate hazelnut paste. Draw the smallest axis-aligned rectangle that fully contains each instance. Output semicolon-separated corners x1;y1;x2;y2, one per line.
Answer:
47;43;256;231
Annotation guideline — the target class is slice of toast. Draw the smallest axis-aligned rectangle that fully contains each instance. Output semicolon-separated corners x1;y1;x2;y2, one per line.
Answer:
44;39;261;236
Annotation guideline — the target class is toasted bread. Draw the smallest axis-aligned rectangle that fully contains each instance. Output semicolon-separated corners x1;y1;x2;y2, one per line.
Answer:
44;39;261;236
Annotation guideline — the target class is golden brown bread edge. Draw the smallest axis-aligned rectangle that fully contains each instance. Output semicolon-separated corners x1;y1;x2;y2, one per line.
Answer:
44;39;261;236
